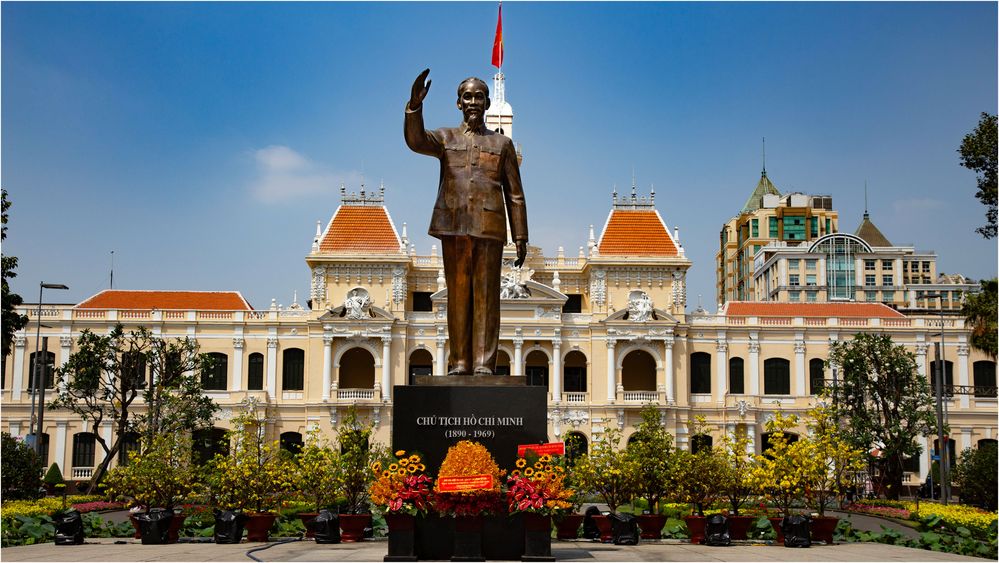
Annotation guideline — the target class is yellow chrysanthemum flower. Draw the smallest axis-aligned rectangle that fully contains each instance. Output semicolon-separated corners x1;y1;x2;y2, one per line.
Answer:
515;458;527;468
382;470;391;478
408;465;418;473
524;468;534;477
409;454;420;463
534;461;544;469
395;450;406;457
389;463;399;471
418;464;426;471
397;469;407;476
400;458;409;466
540;454;552;462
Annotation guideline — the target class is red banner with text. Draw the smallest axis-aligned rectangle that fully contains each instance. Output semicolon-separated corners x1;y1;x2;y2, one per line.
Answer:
437;474;494;492
517;442;566;458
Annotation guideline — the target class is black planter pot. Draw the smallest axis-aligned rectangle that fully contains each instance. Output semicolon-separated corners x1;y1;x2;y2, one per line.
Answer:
54;510;84;545
452;515;485;562
136;508;174;545
213;510;248;544
384;513;417;562
521;513;554;562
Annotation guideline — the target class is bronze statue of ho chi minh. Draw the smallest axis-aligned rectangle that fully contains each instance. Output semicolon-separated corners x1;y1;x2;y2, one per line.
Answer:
404;68;528;376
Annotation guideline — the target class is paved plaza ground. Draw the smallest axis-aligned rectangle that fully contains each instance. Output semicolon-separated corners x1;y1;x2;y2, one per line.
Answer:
1;537;984;562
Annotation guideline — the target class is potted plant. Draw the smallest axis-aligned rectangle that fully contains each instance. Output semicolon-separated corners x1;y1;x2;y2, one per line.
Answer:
334;407;380;542
625;404;674;539
506;451;575;560
572;428;638;543
43;463;66;496
294;426;344;536
433;440;505;561
370;449;433;561
800;402;866;544
104;433;197;543
746;409;808;543
718;431;757;540
669;446;727;544
204;411;296;542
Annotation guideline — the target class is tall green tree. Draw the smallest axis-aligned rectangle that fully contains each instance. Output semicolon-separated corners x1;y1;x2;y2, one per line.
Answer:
1;190;29;359
958;112;997;239
952;442;998;511
826;333;937;500
963;278;997;358
48;324;218;490
625;403;673;512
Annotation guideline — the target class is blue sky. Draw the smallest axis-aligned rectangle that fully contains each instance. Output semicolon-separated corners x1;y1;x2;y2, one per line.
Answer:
3;2;996;310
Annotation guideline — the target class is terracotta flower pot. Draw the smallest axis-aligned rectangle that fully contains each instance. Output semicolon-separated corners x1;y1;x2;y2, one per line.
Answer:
339;513;371;543
297;512;318;538
555;514;584;540
384;513;417;562
726;515;754;540
636;514;667;539
167;509;183;543
590;514;614;543
810;516;839;545
768;517;785;544
245;512;277;542
129;514;142;539
684;515;707;544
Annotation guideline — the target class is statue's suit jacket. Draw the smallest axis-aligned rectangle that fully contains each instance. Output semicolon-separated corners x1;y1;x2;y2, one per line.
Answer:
404;105;528;244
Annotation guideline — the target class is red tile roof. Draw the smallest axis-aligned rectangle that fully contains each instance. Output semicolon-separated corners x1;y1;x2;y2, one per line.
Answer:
724;302;905;318
319;205;402;253
77;290;253;310
597;209;679;256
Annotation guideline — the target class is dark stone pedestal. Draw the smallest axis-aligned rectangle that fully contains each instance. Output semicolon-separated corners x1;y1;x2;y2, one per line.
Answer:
414;513;525;561
392;384;548;473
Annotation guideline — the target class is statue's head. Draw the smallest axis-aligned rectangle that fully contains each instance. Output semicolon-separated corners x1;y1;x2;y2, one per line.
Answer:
456;77;490;125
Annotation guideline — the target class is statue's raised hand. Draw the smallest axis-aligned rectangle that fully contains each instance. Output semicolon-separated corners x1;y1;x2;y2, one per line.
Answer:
409;68;431;110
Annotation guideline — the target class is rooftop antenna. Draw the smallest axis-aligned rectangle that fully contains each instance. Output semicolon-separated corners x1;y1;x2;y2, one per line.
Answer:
762;137;767;177
110;250;114;289
864;180;869;219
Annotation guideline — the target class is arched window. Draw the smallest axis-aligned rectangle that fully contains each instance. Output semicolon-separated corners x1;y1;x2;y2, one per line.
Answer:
122;351;147;389
525;350;548;387
247;353;264;390
973;361;996;397
764;358;791;395
690;352;711;394
28;351;55;390
929;360;954;397
809;358;826;395
118;432;141;465
280;432;304;456
565;431;588;463
495;350;511;376
729;357;744;394
408;349;433;385
72;433;96;468
564;351;587;393
691;434;713;454
761;432;799;456
37;433;50;468
282;348;305;391
622;350;656;391
978;439;998;450
340;348;375;388
192;428;229;465
202;352;228;391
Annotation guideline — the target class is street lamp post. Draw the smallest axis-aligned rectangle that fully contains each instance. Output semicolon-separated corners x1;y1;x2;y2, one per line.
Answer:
923;292;950;504
28;282;69;459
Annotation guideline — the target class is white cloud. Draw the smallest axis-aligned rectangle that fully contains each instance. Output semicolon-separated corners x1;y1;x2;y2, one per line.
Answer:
249;145;361;203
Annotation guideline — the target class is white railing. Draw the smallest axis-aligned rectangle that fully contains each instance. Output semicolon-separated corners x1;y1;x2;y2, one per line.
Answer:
281;392;303;400
563;392;587;404
198;311;233;320
338;388;375;401
622;391;659;403
72;467;93;479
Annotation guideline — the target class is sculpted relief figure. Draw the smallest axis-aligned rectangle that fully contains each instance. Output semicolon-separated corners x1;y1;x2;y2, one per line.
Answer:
405;69;529;376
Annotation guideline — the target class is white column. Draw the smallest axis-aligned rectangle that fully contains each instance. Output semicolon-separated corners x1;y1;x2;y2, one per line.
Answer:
435;336;446;376
551;336;562;403
9;421;22;438
794;337;806;396
100;421;112;459
915;343;928;380
266;337;278;396
919;436;930;479
322;335;333;401
231;338;244;392
715;338;728;404
59;336;73;393
11;335;25;401
513;338;524;377
664;337;675;404
746;423;757;455
55;421;68;474
381;336;392;401
606;339;617;403
957;345;970;409
748;340;760;395
962;427;972;452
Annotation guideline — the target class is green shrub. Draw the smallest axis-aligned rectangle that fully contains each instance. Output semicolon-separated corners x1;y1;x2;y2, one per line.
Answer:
42;464;65;487
952;444;998;511
1;433;43;501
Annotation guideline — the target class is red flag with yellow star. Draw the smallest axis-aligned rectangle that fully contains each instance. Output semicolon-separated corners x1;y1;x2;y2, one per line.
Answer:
491;3;503;69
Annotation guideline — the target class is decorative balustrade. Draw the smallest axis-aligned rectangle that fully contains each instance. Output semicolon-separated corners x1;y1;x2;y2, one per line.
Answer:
120;310;151;320
72;467;93;479
337;388;375;401
563;392;587;404
198;311;233;320
164;311;186;319
74;310;106;319
760;317;791;326
622;390;659;403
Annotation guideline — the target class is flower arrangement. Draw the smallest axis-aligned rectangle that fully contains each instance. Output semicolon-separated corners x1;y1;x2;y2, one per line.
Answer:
506;453;575;516
103;433;198;510
905;501;997;537
433;440;504;517
369;449;433;515
203;411;296;513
